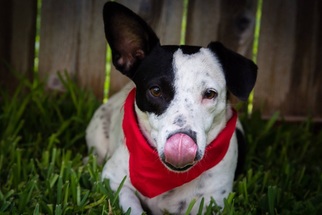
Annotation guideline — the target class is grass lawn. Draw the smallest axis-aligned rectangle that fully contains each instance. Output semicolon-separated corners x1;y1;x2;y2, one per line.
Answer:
1;76;321;215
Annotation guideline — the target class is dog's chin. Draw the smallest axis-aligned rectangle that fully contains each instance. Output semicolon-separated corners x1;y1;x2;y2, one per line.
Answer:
162;160;196;172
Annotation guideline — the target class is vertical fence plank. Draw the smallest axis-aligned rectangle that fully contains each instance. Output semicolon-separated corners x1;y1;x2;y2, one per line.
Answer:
185;0;221;47
39;0;79;90
216;0;257;58
253;0;296;118
108;0;184;96
0;0;37;93
186;0;257;58
154;0;184;45
254;0;322;120
77;0;107;99
39;0;106;99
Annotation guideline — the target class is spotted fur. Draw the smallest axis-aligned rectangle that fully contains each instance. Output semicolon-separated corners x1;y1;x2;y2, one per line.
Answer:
86;2;257;214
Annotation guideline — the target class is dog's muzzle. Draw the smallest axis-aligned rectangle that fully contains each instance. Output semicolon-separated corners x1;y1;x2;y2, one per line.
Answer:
163;133;198;171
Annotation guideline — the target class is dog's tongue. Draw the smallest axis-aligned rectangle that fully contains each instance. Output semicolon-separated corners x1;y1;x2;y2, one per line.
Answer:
164;133;197;169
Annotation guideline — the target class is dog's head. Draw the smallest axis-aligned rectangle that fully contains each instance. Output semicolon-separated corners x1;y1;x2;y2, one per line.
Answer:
103;2;257;172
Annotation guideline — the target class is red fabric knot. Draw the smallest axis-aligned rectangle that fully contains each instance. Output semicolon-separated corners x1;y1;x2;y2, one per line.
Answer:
123;88;238;198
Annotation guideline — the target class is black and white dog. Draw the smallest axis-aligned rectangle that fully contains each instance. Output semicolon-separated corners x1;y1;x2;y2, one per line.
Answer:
86;2;257;214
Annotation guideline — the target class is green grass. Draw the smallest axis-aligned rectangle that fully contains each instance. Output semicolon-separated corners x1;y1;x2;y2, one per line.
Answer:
1;75;322;214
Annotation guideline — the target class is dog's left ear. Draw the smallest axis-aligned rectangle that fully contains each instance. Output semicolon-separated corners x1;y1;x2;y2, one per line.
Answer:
207;42;257;101
103;2;160;78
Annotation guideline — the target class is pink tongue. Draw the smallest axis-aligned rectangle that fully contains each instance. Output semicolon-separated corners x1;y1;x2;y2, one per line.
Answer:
164;133;197;168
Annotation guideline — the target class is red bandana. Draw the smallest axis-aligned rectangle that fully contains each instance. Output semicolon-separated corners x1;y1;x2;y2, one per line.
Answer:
123;89;237;198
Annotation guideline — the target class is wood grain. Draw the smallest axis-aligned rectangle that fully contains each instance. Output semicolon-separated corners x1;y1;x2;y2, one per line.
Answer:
254;0;322;120
38;0;106;99
185;0;221;46
186;0;257;57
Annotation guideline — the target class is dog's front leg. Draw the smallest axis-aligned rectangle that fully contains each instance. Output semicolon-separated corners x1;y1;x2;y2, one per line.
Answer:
117;186;144;215
102;145;145;215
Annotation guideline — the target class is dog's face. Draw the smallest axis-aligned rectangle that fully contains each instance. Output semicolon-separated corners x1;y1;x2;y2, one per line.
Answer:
134;46;230;172
103;2;257;172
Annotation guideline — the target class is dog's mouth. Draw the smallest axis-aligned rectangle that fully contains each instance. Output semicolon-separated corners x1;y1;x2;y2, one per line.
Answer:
161;132;200;172
162;161;195;172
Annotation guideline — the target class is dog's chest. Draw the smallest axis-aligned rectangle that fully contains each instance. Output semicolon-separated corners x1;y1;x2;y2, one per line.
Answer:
141;175;213;214
138;150;236;214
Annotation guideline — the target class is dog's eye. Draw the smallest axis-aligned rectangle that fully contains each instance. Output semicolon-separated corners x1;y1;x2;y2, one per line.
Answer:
203;89;218;100
149;86;162;97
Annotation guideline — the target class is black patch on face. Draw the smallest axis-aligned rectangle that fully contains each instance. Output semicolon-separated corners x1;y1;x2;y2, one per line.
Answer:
133;45;202;115
133;45;175;115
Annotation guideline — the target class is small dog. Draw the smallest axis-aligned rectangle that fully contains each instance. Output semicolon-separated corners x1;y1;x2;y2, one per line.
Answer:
86;2;257;214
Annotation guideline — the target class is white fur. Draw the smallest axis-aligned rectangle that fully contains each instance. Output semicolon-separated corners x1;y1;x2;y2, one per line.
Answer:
86;49;239;214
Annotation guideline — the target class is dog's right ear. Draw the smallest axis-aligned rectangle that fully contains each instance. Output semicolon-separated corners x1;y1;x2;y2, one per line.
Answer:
207;42;257;101
103;2;160;78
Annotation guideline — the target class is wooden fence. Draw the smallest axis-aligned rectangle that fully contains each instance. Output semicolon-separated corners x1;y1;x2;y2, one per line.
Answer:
0;0;321;121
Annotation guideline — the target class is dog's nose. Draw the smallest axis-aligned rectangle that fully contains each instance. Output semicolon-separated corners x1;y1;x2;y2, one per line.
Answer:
164;133;197;170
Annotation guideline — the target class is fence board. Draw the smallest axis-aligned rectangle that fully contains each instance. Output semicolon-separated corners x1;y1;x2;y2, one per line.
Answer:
154;0;184;45
38;0;79;90
185;0;221;47
186;0;257;58
216;0;257;57
254;0;322;120
77;0;107;99
0;0;37;93
38;0;106;99
108;0;184;96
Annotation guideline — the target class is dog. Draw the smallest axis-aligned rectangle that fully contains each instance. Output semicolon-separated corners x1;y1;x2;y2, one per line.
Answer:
86;2;257;214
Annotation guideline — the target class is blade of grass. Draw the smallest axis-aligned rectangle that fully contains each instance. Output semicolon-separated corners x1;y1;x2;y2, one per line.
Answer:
112;176;127;206
33;203;40;215
185;198;196;215
197;197;204;215
267;186;277;215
